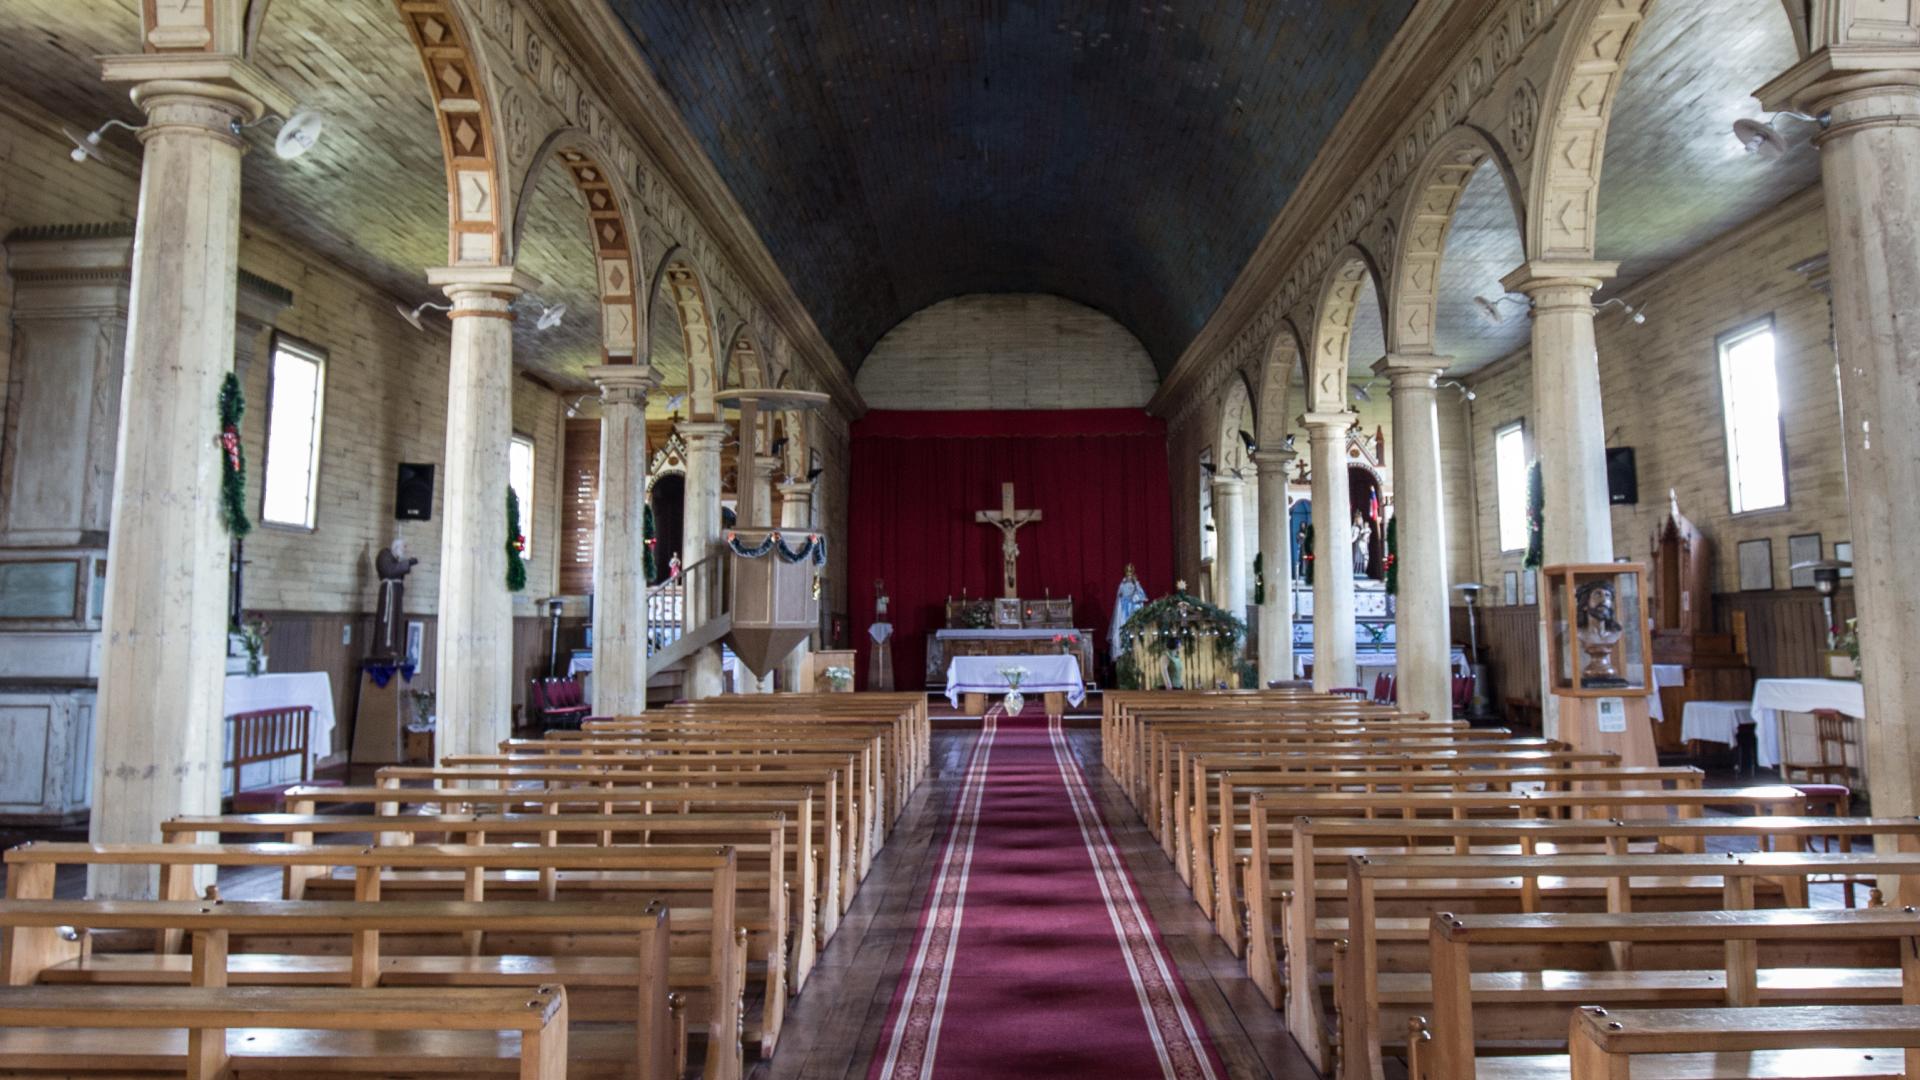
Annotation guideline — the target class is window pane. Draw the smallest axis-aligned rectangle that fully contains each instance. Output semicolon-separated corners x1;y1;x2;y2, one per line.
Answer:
1719;325;1786;513
261;343;324;528
510;435;535;558
1495;423;1528;552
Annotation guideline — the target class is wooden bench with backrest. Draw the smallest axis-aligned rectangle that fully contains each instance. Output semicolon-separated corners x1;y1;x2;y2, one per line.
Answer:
0;984;571;1080
165;808;820;997
1415;907;1920;1080
1108;700;1435;802
0;899;672;1080
1098;689;1417;793
1338;849;1920;1080
5;842;745;1080
1551;1003;1920;1080
1198;765;1706;949
1249;815;1920;1018
287;781;846;952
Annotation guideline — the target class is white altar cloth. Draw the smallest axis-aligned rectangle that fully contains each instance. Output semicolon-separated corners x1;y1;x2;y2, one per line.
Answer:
1646;664;1686;725
1679;700;1753;748
1750;678;1866;770
933;629;1077;641
222;671;336;796
946;654;1086;709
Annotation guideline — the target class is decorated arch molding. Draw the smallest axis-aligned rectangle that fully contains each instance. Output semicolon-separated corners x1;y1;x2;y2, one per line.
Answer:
1308;246;1388;413
510;132;644;361
1387;125;1525;355
1255;319;1307;449
1525;0;1654;262
645;430;688;494
652;255;721;421
393;0;510;266
1216;375;1255;475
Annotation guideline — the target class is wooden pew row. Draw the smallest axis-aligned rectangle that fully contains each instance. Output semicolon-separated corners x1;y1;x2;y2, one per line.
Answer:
1250;815;1920;1020
5;842;746;1080
1340;850;1920;1080
1554;1004;1920;1080
165;809;819;997
0;984;571;1080
1098;688;1412;795
1415;908;1920;1080
1196;766;1706;949
0;899;673;1080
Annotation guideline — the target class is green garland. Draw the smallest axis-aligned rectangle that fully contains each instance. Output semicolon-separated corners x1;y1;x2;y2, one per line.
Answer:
644;502;657;582
1252;552;1265;606
1383;515;1398;595
218;373;250;538
1523;460;1544;571
1115;589;1248;690
506;486;527;592
1301;522;1315;576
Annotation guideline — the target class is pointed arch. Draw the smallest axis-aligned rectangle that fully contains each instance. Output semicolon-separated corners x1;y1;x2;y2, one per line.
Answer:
1217;374;1257;476
1307;246;1388;412
1256;319;1308;450
723;325;768;389
1525;0;1656;262
511;130;645;361
1387;125;1525;356
392;0;510;266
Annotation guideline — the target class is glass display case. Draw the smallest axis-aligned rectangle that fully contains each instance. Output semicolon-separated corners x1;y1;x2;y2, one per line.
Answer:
1542;562;1651;698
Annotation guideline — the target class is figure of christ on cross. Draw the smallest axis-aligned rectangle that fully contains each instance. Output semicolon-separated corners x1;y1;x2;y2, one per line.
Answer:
975;481;1043;598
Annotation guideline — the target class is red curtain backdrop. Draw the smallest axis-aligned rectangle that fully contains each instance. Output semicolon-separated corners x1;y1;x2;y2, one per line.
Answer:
848;409;1174;691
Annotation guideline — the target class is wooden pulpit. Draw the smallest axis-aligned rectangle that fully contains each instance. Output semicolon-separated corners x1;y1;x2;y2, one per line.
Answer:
1648;497;1753;749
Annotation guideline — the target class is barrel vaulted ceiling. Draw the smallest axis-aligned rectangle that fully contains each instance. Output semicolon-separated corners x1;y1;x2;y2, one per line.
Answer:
606;1;1416;374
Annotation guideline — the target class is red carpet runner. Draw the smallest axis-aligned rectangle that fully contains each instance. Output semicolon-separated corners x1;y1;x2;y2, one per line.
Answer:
871;714;1225;1079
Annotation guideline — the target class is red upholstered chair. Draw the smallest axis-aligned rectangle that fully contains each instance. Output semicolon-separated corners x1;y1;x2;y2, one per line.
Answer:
1371;673;1390;703
1452;675;1474;713
530;677;592;731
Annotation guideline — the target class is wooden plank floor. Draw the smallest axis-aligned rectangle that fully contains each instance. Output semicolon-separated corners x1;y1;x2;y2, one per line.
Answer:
754;727;1320;1079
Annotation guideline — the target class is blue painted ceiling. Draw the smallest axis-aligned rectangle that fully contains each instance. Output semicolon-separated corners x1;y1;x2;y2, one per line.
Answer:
608;1;1415;374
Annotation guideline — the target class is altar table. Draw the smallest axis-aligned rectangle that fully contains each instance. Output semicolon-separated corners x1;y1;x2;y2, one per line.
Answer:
927;628;1097;688
1750;677;1866;770
945;654;1087;717
1646;664;1686;725
1679;700;1753;748
222;671;335;796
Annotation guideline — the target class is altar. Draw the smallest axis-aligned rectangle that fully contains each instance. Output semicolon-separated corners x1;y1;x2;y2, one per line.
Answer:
945;654;1087;718
925;628;1097;689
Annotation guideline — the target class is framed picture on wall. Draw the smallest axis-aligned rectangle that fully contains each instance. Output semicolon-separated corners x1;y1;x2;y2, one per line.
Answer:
1522;570;1538;606
1737;538;1774;591
1834;541;1854;579
1787;534;1823;588
993;597;1022;628
1503;571;1518;606
405;621;425;669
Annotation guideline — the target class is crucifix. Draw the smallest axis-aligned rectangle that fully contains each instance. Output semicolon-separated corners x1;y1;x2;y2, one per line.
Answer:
974;482;1043;598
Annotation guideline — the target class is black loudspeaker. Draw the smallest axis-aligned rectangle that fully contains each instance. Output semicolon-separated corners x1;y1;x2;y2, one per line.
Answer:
1606;447;1638;505
395;462;435;520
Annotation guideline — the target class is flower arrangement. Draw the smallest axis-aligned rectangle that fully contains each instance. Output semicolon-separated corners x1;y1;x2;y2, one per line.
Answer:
824;665;854;691
408;688;436;728
1832;618;1861;679
1050;632;1080;654
238;615;271;677
998;664;1031;716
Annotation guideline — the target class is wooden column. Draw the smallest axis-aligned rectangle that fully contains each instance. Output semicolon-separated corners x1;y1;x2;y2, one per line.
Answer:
1379;354;1453;724
678;421;729;700
587;365;658;715
1254;449;1296;687
1302;411;1358;691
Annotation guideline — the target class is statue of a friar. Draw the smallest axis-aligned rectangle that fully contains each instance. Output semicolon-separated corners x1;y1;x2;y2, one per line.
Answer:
371;537;418;661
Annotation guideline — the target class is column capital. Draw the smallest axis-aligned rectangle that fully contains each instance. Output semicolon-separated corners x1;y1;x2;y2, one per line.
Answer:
428;265;543;304
100;53;297;121
1756;48;1920;116
1210;473;1247;495
1500;260;1619;296
677;420;730;447
1299;410;1357;434
776;480;815;501
1252;447;1298;472
1372;354;1451;386
587;364;659;408
752;454;780;479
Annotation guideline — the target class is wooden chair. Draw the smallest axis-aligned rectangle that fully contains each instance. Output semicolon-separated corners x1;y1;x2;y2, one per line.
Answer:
225;706;338;813
1784;709;1858;789
528;677;591;730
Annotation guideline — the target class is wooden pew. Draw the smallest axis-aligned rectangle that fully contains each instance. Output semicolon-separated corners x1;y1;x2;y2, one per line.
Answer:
0;898;673;1080
1418;908;1920;1080
5;842;746;1080
1340;850;1920;1080
1558;1004;1920;1080
0;984;570;1080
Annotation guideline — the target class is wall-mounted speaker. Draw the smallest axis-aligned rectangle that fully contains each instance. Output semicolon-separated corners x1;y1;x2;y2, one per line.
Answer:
1606;447;1638;506
395;462;435;520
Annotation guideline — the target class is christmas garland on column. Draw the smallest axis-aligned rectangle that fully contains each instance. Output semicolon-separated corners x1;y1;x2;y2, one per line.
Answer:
218;373;250;537
506;486;527;592
644;502;657;582
1384;515;1398;595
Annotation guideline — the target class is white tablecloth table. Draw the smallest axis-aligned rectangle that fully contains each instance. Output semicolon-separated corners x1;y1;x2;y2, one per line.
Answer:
222;671;336;796
1749;678;1866;770
1679;700;1753;747
945;654;1086;709
1646;664;1686;725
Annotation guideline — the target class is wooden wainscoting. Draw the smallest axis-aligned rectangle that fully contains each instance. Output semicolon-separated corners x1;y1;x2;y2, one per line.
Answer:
1714;588;1856;680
